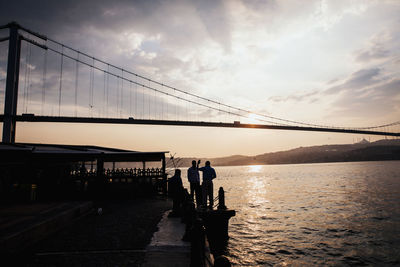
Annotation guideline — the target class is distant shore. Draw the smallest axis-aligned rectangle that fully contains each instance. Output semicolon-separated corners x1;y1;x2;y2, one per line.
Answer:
170;139;400;167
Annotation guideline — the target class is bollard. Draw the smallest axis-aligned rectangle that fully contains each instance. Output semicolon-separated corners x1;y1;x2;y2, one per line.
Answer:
217;187;227;210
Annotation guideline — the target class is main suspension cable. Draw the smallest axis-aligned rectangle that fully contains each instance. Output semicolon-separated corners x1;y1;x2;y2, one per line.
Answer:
20;34;394;130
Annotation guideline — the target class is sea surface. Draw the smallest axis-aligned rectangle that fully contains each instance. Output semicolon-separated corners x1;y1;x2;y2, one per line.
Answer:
183;161;400;266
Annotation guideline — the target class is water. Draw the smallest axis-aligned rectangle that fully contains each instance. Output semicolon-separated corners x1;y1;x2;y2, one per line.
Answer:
183;161;400;266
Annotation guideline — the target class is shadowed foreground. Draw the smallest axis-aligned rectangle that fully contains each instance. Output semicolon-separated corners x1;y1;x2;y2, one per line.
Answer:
20;197;171;266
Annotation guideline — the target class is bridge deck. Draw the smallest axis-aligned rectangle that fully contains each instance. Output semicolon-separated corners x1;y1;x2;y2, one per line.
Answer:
4;114;399;137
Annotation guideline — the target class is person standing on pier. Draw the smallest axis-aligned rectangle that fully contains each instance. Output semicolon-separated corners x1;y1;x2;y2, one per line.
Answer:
168;169;184;216
199;161;217;209
187;160;202;207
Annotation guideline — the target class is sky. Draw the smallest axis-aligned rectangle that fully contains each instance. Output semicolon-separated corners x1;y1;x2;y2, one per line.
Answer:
0;0;399;157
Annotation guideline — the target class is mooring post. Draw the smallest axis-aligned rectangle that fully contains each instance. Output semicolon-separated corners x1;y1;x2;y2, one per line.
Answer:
217;187;227;210
2;22;22;143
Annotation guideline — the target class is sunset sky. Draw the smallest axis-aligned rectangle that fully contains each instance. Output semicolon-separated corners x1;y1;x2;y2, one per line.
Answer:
0;0;399;157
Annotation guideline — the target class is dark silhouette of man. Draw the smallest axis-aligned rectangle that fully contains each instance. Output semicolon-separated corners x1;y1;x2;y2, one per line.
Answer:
199;161;216;209
168;169;183;216
187;160;201;207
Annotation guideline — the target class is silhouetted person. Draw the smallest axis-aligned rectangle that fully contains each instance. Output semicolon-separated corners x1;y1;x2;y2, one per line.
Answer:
168;169;183;217
199;161;216;209
187;160;202;207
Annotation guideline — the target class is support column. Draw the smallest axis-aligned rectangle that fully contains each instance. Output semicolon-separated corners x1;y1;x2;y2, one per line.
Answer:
2;22;21;143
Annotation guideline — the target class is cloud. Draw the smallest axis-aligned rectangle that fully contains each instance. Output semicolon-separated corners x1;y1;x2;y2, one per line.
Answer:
0;1;231;54
355;45;390;63
193;0;232;52
0;0;237;97
268;68;387;104
324;68;382;95
327;78;400;118
267;65;400;124
324;68;400;120
239;0;277;12
354;31;391;62
268;89;320;103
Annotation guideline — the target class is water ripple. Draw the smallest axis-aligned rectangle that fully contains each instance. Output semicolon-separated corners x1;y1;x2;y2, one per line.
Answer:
213;162;400;266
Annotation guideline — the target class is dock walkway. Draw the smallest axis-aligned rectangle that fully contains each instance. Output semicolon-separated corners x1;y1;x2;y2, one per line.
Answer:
144;211;191;267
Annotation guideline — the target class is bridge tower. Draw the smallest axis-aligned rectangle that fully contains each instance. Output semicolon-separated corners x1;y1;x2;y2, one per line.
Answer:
2;22;21;143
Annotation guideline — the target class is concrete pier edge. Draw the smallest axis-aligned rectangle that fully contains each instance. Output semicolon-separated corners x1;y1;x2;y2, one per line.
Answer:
144;210;214;267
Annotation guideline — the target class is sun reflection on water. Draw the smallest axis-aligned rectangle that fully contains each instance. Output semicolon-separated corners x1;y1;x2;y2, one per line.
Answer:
248;165;262;173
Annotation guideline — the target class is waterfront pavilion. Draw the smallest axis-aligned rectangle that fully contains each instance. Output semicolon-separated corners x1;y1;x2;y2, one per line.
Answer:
0;143;168;202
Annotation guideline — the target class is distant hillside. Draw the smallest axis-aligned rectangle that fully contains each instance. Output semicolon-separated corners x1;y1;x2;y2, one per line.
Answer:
171;139;400;167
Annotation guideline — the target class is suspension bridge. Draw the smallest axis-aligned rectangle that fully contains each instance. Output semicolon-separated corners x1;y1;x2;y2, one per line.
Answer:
1;22;399;144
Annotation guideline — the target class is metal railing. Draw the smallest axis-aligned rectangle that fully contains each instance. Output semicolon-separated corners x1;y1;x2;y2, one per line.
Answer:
70;167;164;179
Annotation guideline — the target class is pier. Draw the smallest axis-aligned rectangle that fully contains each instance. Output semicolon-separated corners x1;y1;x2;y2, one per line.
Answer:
1;142;236;266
